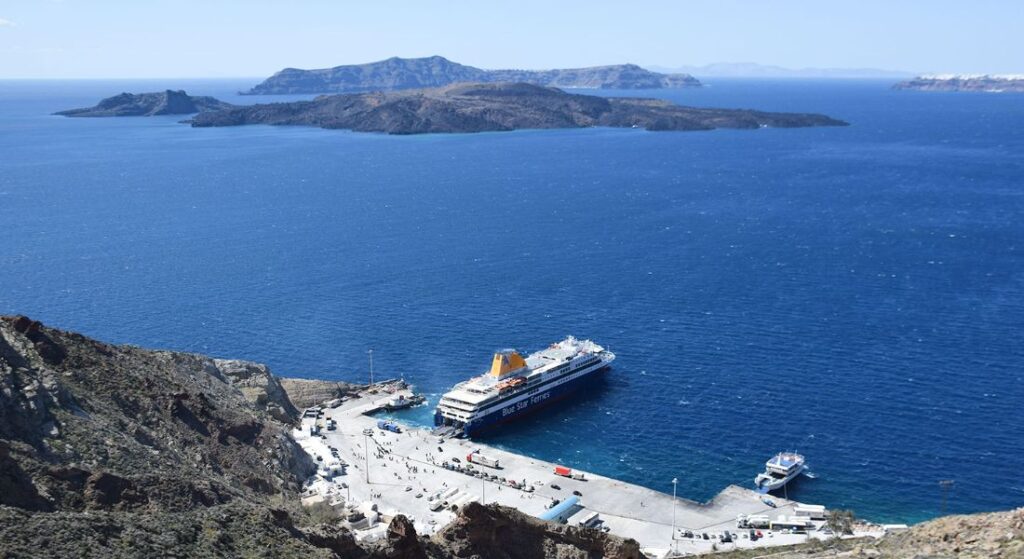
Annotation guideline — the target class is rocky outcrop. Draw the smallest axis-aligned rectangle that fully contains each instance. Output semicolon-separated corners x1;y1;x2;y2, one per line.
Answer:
878;507;1024;558
279;378;360;410
0;314;313;514
0;501;344;559
301;522;370;558
192;82;847;135
245;55;700;95
430;502;642;559
55;90;235;117
383;515;428;559
214;359;299;423
893;74;1024;93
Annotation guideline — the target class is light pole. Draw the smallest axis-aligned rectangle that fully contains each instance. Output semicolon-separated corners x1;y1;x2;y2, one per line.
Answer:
671;477;678;552
363;429;373;484
368;349;374;387
482;477;486;505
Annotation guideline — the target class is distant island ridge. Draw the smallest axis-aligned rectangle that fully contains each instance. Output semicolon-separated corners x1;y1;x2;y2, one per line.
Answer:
57;83;847;135
648;62;914;79
193;82;848;134
893;74;1024;92
244;55;701;95
54;90;233;117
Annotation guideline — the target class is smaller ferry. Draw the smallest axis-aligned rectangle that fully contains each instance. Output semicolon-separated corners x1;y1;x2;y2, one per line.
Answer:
754;452;806;493
383;393;425;411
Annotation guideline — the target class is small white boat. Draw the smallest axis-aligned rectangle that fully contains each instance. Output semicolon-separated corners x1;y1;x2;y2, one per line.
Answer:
754;452;806;492
383;393;425;411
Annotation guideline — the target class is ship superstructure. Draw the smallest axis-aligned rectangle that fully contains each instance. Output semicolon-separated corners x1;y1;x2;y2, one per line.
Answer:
434;337;614;437
754;452;807;492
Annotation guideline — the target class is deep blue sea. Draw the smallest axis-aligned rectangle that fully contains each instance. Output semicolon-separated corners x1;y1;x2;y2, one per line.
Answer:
1;78;1022;524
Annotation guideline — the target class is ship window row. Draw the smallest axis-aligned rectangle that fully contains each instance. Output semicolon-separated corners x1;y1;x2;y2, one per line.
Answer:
451;358;606;416
440;399;478;412
475;361;603;412
438;406;473;418
546;359;588;375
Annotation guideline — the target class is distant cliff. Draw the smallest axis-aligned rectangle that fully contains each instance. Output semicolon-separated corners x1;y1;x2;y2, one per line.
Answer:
56;90;235;117
193;82;846;134
245;55;701;94
653;62;913;79
894;74;1024;92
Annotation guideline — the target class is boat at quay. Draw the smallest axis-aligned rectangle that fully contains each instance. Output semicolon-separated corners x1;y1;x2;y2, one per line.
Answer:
755;452;807;493
434;337;614;437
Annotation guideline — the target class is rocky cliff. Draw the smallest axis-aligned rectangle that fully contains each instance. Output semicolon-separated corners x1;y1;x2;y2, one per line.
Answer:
55;90;235;117
0;315;313;512
429;501;642;559
875;507;1024;558
245;55;700;94
279;378;361;410
193;82;847;135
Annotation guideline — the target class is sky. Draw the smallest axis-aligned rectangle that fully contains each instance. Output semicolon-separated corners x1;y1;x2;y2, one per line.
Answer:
0;0;1021;78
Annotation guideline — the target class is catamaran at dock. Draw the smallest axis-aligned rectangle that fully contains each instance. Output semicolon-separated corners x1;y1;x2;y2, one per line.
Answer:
434;337;614;437
755;452;807;493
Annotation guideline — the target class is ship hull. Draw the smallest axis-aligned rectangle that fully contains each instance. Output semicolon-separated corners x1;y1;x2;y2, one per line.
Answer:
434;362;610;437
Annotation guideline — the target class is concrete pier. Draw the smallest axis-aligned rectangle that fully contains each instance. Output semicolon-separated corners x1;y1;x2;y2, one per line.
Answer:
294;386;880;556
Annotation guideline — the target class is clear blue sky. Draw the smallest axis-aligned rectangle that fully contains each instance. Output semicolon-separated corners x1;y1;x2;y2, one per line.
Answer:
1;0;1021;78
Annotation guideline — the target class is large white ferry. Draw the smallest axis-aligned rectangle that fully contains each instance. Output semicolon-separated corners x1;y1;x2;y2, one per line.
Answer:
434;337;614;437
